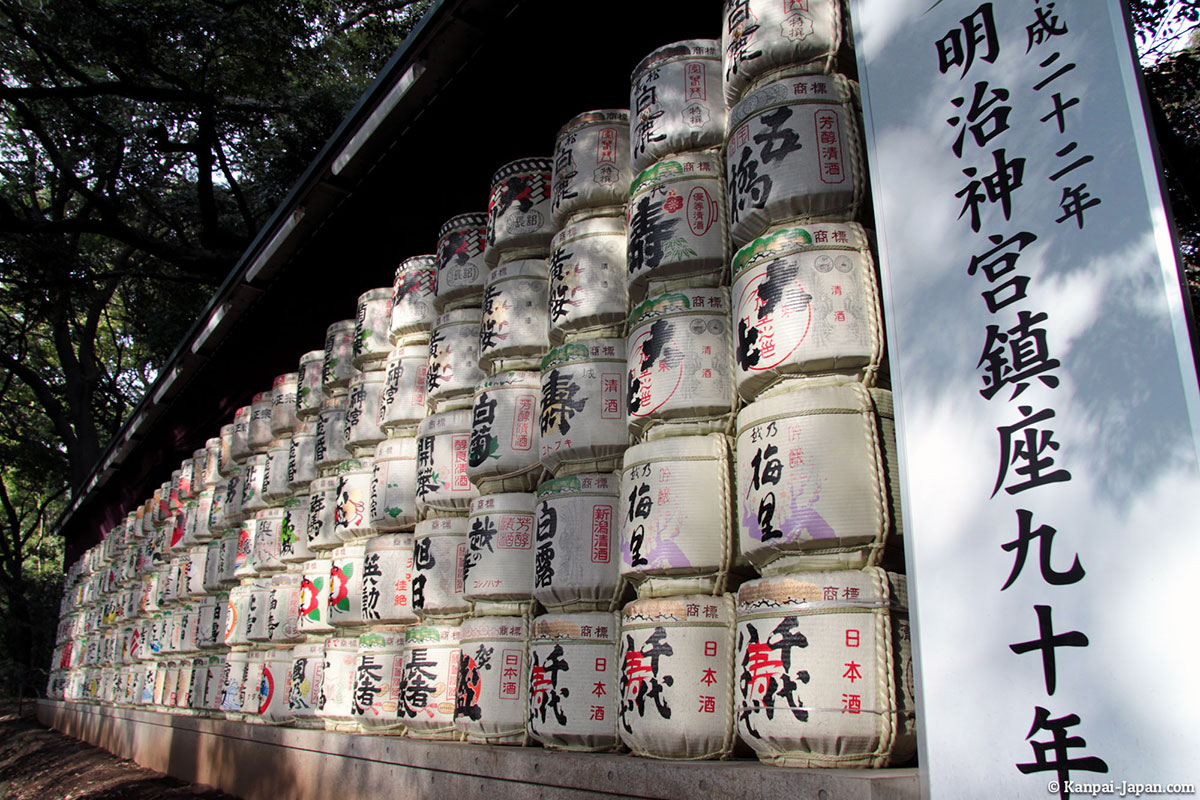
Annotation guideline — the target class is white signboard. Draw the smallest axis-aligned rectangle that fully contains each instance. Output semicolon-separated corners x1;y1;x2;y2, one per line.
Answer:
852;1;1200;797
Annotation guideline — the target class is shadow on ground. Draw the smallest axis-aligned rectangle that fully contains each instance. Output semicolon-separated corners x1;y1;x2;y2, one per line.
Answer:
0;704;238;800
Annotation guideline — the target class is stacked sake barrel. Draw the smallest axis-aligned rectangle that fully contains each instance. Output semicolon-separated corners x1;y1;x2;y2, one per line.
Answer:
719;0;914;769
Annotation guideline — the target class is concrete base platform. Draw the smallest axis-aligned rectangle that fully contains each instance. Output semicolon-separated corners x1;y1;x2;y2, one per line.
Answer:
38;700;920;800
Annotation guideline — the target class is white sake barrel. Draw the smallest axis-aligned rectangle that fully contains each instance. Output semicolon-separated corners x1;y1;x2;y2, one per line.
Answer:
263;438;292;504
245;582;272;643
296;350;326;421
231;405;253;463
435;212;489;313
551;110;631;227
630;40;727;172
333;458;374;542
161;661;181;709
731;221;883;400
734;570;916;767
378;343;429;435
468;371;542;493
217;532;239;586
251;508;286;574
207;479;229;537
190;491;214;545
362;533;417;627
306;476;342;551
726;72;865;248
479;257;551;373
241;651;266;721
464;494;536;615
548;211;629;343
533;474;621;612
299;558;335;634
322;319;357;391
351;631;406;732
618;594;736;758
318;636;360;730
202;655;225;711
259;648;294;725
486;157;554;266
399;623;462;739
426;308;485;412
232;518;258;580
176;658;198;710
412;517;471;620
415;409;479;517
345;367;387;450
220;650;251;716
455;616;530;745
270;372;300;436
286;421;318;493
328;542;367;629
627;152;727;303
177;456;197;502
736;378;900;572
249;391;274;455
279;496;313;564
177;604;200;654
539;341;628;476
185;546;208;598
620;434;734;597
722;0;852;106
198;593;226;649
314;395;349;471
369;438;418;532
288;640;326;728
268;570;303;644
224;467;246;525
626;288;734;438
353;287;393;368
528;612;621;751
389;255;438;345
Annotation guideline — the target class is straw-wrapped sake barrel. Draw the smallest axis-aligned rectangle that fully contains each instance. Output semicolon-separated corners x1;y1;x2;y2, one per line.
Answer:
378;343;429;435
288;640;326;728
332;458;375;543
230;405;252;463
263;438;292;505
426;308;486;412
351;631;406;732
270;372;300;436
533;474;621;612
287;423;318;494
455;616;530;745
736;378;901;572
267;570;303;645
486;157;554;267
353;287;393;368
306;476;342;551
626;152;728;303
731;222;884;400
369;438;418;532
415;409;479;518
314;396;349;471
435;213;488;313
259;648;294;725
528;612;621;751
298;558;335;635
327;542;367;629
322;320;357;392
251;508;286;574
345;366;387;451
399;623;463;740
463;494;536;616
361;533;417;628
412;517;471;620
548;211;629;343
389;255;437;345
468;371;542;494
317;636;360;731
249;392;275;454
626;288;734;438
618;594;736;759
296;350;326;421
734;569;916;767
539;341;628;477
721;0;853;106
726;72;865;248
620;434;734;597
551;110;631;227
630;40;727;172
478;256;551;373
279;496;313;564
